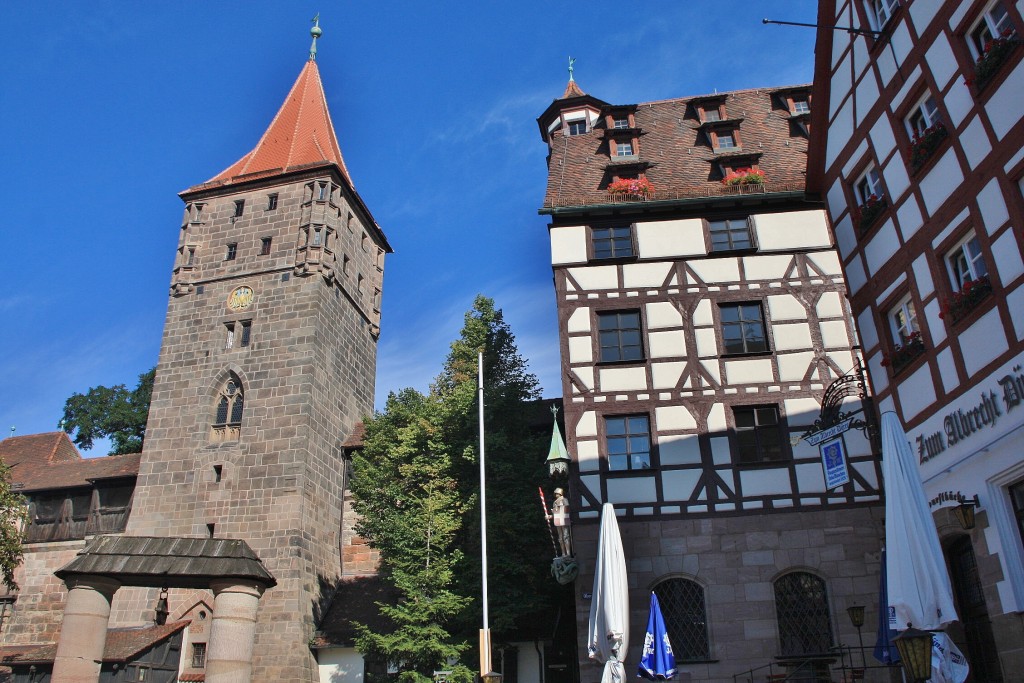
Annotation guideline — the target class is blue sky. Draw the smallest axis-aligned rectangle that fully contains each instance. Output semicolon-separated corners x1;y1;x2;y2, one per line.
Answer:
0;1;818;454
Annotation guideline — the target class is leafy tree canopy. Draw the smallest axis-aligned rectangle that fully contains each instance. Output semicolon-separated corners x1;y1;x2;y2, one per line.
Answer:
0;460;27;591
60;368;154;455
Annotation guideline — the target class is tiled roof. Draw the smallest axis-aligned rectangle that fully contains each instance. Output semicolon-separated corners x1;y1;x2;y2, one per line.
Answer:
312;574;396;647
0;432;80;468
192;59;353;191
541;84;812;209
561;79;586;99
0;432;139;493
0;621;188;665
341;421;365;449
179;674;206;682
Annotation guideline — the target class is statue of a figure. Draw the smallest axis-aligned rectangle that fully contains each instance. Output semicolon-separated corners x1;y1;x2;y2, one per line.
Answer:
549;488;572;557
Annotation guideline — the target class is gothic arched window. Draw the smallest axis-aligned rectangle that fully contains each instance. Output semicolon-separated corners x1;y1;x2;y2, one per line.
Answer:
773;572;834;657
211;376;244;442
653;577;710;661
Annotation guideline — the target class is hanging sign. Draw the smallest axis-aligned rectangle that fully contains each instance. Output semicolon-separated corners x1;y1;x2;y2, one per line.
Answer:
819;435;851;490
804;417;854;446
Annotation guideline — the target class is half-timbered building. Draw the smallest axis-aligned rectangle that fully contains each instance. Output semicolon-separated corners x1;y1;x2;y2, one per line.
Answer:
807;1;1024;678
538;80;884;682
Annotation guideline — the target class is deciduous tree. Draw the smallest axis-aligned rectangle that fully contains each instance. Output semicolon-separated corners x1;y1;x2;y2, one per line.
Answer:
60;368;154;455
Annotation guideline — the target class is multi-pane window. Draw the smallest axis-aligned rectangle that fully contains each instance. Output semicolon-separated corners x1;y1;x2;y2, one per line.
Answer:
568;120;587;136
233;199;245;217
702;105;721;122
212;377;244;442
592;226;634;259
613;117;630;129
889;294;919;343
774;572;834;657
597;310;643;362
240;320;252;347
615;141;634;156
855;167;883;205
225;243;237;261
791;96;810;114
715;132;736;149
260;237;272;255
225;322;235;349
654;579;710;661
192;642;207;668
267;194;278;210
734;406;785;463
311;227;323;246
605;415;651;471
969;2;1015;58
720;303;768;354
907;95;940;136
869;0;900;29
947;234;988;290
708;218;753;251
317;183;329;201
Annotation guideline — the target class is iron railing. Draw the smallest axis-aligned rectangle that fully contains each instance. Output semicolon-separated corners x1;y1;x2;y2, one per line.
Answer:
544;181;806;209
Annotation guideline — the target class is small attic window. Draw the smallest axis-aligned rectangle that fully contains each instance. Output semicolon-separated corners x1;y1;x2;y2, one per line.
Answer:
568;120;588;135
613;117;630;129
703;105;722;122
233;200;245;217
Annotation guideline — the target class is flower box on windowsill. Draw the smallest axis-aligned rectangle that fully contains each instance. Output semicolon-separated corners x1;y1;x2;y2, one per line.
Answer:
908;123;948;173
881;332;926;375
939;275;993;325
607;177;654;199
722;168;765;186
969;33;1023;93
857;195;887;234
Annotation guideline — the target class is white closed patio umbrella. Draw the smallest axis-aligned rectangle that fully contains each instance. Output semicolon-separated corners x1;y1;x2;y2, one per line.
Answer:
588;503;629;683
881;411;958;631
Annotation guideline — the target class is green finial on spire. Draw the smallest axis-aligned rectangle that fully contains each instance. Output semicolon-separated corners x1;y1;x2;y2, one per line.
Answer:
309;13;322;61
568;56;576;81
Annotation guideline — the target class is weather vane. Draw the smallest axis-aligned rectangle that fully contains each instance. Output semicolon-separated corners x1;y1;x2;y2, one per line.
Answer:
309;13;322;61
568;56;576;82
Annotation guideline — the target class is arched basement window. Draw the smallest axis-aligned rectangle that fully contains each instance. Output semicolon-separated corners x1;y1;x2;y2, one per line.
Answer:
773;571;834;657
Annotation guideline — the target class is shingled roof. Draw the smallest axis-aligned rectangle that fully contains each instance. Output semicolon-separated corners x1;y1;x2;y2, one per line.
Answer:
0;432;140;493
0;621;188;666
540;84;812;210
0;432;80;468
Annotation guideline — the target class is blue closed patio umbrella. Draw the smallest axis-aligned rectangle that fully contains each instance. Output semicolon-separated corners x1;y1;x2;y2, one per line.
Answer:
873;548;900;665
638;592;676;680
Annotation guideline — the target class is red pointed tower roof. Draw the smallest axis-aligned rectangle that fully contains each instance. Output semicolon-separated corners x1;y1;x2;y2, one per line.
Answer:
561;78;587;99
193;58;353;191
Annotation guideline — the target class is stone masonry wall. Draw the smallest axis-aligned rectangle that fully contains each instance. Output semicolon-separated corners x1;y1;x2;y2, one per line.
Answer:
5;541;83;645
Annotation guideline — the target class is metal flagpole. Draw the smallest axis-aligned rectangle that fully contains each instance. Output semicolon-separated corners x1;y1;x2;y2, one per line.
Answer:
478;350;492;677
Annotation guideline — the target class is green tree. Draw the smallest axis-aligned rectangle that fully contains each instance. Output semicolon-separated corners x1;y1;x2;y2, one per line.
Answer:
60;368;155;455
0;460;27;590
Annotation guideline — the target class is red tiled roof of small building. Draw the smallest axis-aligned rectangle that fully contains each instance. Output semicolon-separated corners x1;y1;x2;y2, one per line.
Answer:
189;59;353;192
0;432;80;468
341;421;365;449
541;84;812;209
562;79;586;99
0;433;140;492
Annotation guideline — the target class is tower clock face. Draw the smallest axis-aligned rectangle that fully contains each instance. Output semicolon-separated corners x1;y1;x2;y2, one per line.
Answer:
227;286;254;311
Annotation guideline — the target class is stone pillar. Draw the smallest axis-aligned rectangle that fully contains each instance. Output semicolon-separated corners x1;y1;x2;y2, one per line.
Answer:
206;580;266;683
52;575;120;683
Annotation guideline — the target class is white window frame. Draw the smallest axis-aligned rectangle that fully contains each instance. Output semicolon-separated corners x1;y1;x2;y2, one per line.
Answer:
855;166;883;205
615;141;634;157
791;97;810;114
906;94;941;137
716;132;736;149
968;1;1015;59
613;117;630;129
567;120;587;136
888;294;918;344
703;105;722;122
869;0;900;30
946;233;988;290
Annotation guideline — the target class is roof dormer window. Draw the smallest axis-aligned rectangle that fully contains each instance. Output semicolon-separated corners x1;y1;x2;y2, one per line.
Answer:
568;120;588;136
703;105;722;122
613;117;630;129
615;141;635;157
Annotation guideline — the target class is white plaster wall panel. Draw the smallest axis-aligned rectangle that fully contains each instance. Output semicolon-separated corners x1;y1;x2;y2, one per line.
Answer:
743;254;794;281
689;258;740;284
867;352;889;393
834;215;857;260
912;254;935;299
924;299;946;345
768;294;807;321
646;302;683;329
934;208;970;250
568;265;618;291
772;323;813;351
936;347;960;395
878;273;907;305
830;52;852;117
659;434;701;466
580;475;601;504
784;398;823;428
1006;146;1024;173
816;291;845;319
826;351;855;375
623;262;673;289
636;219;706;258
740;468;791;497
864;220;901;275
567;307;591;333
607;477;657;505
568;336;593;364
944;81;974;128
993;230;1024;289
572;367;595;391
959;308;1009;377
850;461;879;490
724;358;774;384
961;116;993;170
876;42;899;86
648;330;686;358
820;320;851;349
986;59;1024;139
707;403;727;432
576;411;597;438
854;68;880;128
882;156;911;203
897;364;938;421
692;299;713;327
710;437;731;466
949;1;971;29
550;226;588;265
318;648;365;683
842;140;871;179
919;150;963;216
853;34;870;89
651;362;685;389
662;469;702;500
577;440;600;472
857;309;879;351
808;250;843;276
909;1;941;36
827;180;849;222
896;195;924;241
656;405;697;431
977;178;1010;236
891;67;923;113
845;254;868;294
826;99;855;170
868;110;897;161
1008;284;1024;340
563;109;588;122
599;366;648;392
924;33;959;89
778;352;814;383
796;464;828;494
891;22;915;79
699;359;722;386
695;328;718;358
752;211;831;251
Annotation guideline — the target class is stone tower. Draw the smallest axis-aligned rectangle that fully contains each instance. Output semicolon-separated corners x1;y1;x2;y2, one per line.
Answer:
115;34;390;681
